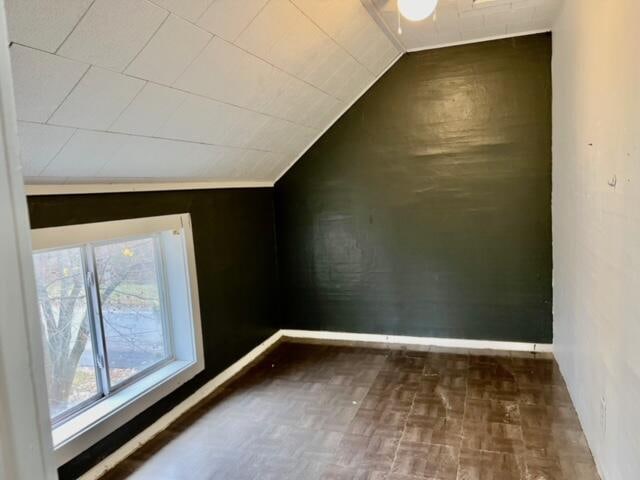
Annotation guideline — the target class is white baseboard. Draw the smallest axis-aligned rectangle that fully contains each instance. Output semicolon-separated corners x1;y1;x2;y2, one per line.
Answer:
78;328;551;478
280;329;553;353
77;330;284;480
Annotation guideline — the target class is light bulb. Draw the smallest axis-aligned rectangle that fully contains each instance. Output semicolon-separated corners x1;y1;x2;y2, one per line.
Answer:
398;0;439;22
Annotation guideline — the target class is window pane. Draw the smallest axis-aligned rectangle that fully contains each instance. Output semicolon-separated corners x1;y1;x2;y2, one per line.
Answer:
94;237;168;387
33;248;99;420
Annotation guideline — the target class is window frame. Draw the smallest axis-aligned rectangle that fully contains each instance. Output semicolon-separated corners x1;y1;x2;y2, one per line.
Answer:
43;233;175;427
31;214;204;466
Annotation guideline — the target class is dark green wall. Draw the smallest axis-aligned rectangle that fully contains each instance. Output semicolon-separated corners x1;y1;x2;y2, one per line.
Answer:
274;34;553;343
27;188;279;479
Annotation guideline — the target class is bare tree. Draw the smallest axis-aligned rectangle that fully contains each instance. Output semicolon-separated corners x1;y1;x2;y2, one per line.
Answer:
34;239;161;418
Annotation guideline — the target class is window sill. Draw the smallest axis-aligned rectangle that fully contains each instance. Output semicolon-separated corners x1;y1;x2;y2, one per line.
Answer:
52;358;202;466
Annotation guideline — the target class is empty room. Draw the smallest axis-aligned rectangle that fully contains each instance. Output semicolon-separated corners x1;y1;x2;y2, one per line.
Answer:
0;0;638;479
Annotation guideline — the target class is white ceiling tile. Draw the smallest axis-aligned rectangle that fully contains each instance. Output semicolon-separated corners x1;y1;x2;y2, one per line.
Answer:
50;67;145;130
484;10;515;26
249;116;317;154
533;3;561;20
267;75;344;129
126;15;211;85
260;151;295;179
436;29;464;44
291;0;399;75
42;130;127;177
160;92;318;154
323;52;374;100
5;0;93;52
457;13;485;30
461;24;507;40
237;0;374;101
10;44;88;122
197;0;269;42
17;122;76;176
236;0;334;91
526;17;555;30
174;37;281;111
158;94;269;149
175;37;336;127
149;0;213;23
98;136;219;178
110;83;186;136
58;0;168;71
212;150;289;180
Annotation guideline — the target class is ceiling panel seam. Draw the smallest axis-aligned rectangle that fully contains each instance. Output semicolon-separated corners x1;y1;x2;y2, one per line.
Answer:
35;127;78;177
289;0;386;76
52;0;97;54
10;42;328;132
42;62;91;124
121;10;171;73
20;120;287;155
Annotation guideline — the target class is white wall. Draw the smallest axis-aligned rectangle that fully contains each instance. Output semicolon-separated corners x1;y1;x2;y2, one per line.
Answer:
552;1;640;479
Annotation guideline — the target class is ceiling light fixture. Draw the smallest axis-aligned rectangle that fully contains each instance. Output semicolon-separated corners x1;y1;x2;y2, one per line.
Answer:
397;0;439;22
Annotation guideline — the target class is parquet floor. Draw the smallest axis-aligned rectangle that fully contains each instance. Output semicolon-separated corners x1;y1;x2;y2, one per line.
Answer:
101;341;600;480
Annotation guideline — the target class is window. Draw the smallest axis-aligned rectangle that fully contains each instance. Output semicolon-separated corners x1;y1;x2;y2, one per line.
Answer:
31;214;203;465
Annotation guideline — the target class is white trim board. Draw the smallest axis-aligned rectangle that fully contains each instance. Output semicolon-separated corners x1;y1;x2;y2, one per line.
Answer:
280;329;553;353
405;29;551;53
77;328;551;479
25;181;273;196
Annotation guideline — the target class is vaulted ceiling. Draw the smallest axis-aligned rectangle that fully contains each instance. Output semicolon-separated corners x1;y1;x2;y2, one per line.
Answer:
7;0;560;188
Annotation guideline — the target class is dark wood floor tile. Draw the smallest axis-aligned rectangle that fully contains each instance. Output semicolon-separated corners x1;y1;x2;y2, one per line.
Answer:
335;433;399;471
461;421;525;454
403;417;463;447
369;372;424;392
383;353;426;373
295;404;361;431
524;455;601;480
423;353;469;373
464;399;521;424
467;364;516;382
98;342;600;480
346;408;408;437
468;351;512;366
467;379;520;401
517;385;573;407
358;390;415;412
410;392;466;420
391;444;459;479
521;425;593;461
419;373;467;394
519;405;581;430
457;449;526;480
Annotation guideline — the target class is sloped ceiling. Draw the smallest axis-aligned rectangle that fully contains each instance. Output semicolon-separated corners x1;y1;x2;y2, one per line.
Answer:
8;0;561;189
7;0;401;186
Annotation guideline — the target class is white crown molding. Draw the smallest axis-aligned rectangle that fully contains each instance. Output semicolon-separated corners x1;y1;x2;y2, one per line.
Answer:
77;328;551;479
24;181;274;196
405;29;551;53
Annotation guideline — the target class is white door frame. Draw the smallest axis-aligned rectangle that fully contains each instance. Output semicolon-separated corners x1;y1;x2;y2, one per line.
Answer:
0;0;57;478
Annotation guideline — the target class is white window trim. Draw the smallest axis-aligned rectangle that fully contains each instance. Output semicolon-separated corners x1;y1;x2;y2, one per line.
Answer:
31;213;204;466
